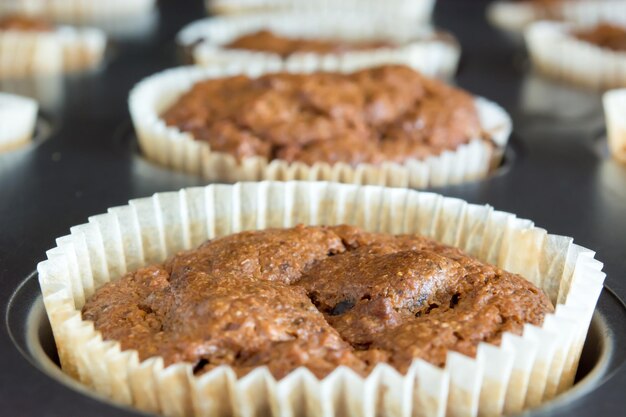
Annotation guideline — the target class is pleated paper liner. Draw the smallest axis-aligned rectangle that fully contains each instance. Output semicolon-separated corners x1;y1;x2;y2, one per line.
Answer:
129;64;511;189
603;89;626;164
0;32;62;78
177;12;460;80
0;0;156;24
55;26;107;72
0;92;38;151
38;181;605;417
207;0;436;23
0;27;106;77
488;0;626;33
526;21;626;90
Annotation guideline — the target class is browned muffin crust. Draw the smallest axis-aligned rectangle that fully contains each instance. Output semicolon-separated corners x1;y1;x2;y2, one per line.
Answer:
224;29;393;57
82;225;553;379
0;15;54;32
161;65;483;166
573;23;626;52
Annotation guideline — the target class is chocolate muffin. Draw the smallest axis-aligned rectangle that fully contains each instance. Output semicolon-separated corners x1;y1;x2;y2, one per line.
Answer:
223;29;393;57
573;22;626;51
161;65;483;167
82;224;553;380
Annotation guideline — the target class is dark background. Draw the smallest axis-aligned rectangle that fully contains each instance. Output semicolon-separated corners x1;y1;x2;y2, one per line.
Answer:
1;0;625;415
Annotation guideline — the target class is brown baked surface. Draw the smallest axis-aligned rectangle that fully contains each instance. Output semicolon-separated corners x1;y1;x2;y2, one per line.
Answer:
161;65;483;166
82;225;553;379
224;29;393;57
573;23;626;52
0;15;54;32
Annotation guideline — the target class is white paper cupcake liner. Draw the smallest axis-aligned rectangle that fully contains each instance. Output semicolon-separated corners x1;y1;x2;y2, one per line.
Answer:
38;181;606;417
603;88;626;164
0;75;63;112
488;0;626;32
0;26;106;77
0;31;63;78
86;10;159;40
0;92;37;151
525;21;626;90
207;0;436;23
129;64;511;189
55;26;107;72
0;0;156;24
520;73;602;120
178;12;460;80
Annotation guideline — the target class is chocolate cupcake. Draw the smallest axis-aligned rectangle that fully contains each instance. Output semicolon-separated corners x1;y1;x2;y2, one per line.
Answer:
0;14;106;77
177;12;460;79
208;0;436;23
38;181;605;417
129;64;511;188
526;21;626;89
0;92;37;151
488;0;626;32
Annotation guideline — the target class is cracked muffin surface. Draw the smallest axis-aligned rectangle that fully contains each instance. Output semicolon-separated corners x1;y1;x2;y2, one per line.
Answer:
160;65;484;166
82;224;553;379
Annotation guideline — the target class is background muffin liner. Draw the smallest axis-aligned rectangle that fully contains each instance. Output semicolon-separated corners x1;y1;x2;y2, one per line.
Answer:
178;12;460;80
487;0;626;33
603;89;626;164
207;0;436;23
0;92;37;151
0;26;106;77
526;21;626;90
0;0;156;24
0;32;62;78
129;64;511;189
0;75;63;113
38;181;605;417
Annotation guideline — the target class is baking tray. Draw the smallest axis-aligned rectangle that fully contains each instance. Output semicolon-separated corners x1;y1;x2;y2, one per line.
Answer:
2;0;626;415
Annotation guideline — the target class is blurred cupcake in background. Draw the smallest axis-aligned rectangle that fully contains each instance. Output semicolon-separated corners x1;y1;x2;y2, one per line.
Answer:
177;12;460;80
488;0;626;33
0;14;107;77
604;88;626;164
0;0;155;24
0;92;38;152
207;0;436;23
0;0;157;38
526;20;626;89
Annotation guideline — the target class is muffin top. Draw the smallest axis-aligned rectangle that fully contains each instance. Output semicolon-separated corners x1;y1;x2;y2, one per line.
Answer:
82;224;553;379
224;29;394;57
161;65;483;166
573;23;626;52
0;15;54;32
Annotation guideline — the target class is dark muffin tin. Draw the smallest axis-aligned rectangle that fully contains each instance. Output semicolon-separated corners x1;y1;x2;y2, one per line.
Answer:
2;0;626;415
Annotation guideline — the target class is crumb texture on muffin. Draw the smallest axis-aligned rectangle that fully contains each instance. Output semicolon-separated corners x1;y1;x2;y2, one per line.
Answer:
160;65;483;166
82;224;553;379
